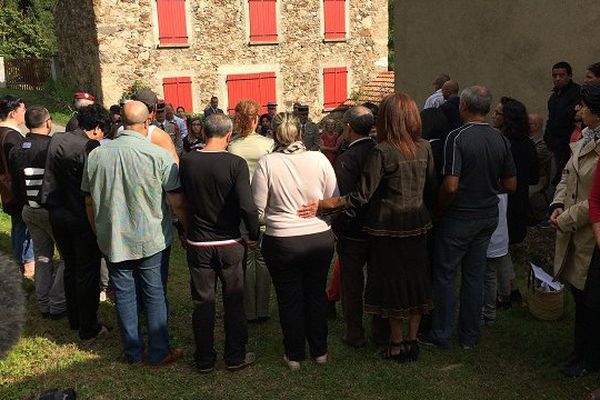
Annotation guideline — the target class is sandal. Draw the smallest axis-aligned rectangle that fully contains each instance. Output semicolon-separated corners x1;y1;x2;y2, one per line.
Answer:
380;342;404;362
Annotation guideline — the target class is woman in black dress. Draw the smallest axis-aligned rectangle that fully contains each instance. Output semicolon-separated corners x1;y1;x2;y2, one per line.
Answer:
300;93;436;362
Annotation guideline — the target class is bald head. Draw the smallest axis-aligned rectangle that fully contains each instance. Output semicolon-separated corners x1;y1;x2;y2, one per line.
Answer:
122;101;149;133
442;80;460;100
343;105;374;136
528;113;544;137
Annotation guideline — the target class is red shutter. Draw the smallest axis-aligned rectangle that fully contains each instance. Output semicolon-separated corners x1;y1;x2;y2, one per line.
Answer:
162;77;193;111
323;67;347;109
323;0;346;40
249;0;278;42
226;72;276;114
157;0;188;45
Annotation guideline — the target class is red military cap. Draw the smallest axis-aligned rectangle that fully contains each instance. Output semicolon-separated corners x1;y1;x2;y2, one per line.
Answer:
73;92;95;101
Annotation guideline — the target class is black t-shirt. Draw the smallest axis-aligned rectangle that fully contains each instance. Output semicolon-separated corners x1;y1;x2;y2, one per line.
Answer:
40;129;100;219
179;150;259;242
442;122;517;218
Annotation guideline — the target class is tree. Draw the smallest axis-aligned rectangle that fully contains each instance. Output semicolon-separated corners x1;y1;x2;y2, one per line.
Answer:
0;0;57;58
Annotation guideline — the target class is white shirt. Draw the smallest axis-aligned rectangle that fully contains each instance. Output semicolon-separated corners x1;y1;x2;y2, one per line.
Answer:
423;89;445;110
487;194;509;258
251;151;339;237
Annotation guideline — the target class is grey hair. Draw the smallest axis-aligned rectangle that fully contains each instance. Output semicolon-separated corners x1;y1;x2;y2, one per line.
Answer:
204;113;233;138
343;105;374;136
460;86;493;116
272;112;301;146
74;98;94;110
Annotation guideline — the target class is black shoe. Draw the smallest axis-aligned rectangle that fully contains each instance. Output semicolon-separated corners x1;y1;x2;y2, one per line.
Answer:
342;336;367;349
417;332;449;349
327;301;337;320
496;298;512;310
403;340;420;362
511;289;523;305
196;364;215;374
561;360;591;378
48;311;67;320
558;352;580;369
226;352;256;372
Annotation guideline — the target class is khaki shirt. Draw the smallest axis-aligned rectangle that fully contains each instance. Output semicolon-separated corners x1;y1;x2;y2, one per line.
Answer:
81;130;180;263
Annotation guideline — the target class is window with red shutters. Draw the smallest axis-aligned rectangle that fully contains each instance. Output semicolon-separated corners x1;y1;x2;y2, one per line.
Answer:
157;0;188;46
249;0;278;43
323;0;346;40
162;77;193;111
226;72;276;114
323;67;348;110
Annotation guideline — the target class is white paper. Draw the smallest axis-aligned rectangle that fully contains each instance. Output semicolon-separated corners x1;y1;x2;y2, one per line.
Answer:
530;262;563;291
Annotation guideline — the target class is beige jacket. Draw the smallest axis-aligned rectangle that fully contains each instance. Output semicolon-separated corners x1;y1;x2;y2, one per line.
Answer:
551;137;600;290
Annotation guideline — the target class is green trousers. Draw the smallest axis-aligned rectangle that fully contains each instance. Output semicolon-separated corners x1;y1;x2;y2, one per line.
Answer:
244;246;271;320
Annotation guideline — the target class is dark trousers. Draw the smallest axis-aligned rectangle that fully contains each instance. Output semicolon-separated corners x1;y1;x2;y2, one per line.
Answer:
49;207;102;340
187;243;247;368
572;267;600;368
339;237;367;343
552;148;570;186
262;230;334;361
583;247;600;368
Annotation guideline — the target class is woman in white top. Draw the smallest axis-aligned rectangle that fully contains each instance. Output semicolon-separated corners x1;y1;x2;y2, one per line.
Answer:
252;112;338;370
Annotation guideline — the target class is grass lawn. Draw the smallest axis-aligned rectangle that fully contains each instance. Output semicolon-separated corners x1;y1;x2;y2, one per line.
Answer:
0;216;597;399
0;88;72;126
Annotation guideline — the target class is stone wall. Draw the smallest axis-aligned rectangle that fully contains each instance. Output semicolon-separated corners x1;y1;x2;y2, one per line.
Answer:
54;0;103;101
57;0;388;119
394;0;600;116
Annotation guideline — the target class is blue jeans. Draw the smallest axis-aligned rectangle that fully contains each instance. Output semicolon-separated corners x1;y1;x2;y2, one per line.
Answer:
11;213;34;265
431;214;498;347
108;251;170;364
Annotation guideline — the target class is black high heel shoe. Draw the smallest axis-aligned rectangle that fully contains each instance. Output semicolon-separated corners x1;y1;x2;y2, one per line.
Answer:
403;340;420;362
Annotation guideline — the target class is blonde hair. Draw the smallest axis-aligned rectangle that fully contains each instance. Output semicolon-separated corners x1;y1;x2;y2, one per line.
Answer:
272;112;301;146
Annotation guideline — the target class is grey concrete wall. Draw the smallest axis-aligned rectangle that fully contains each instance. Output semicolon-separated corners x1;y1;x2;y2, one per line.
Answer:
394;0;600;116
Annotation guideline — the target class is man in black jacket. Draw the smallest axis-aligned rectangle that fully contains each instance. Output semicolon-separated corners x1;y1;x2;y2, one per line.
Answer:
543;61;581;185
40;104;110;341
332;105;385;348
10;107;66;319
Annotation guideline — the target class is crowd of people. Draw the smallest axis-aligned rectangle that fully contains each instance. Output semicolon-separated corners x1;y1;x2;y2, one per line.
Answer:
1;60;600;383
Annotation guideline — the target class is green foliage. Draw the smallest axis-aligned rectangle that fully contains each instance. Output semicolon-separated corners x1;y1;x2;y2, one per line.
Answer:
121;80;152;101
388;0;395;71
0;0;57;59
42;79;75;111
0;85;73;125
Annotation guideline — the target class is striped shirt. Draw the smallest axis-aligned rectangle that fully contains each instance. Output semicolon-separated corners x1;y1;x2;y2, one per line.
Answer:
8;133;52;209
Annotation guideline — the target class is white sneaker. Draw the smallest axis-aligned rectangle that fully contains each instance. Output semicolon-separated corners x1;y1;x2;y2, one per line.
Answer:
283;355;301;370
99;291;107;302
314;354;328;364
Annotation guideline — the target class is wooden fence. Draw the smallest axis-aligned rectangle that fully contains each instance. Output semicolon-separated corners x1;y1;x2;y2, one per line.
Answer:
4;58;53;90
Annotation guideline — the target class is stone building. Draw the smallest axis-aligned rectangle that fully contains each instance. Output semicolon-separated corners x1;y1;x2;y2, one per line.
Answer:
393;0;600;116
55;0;388;117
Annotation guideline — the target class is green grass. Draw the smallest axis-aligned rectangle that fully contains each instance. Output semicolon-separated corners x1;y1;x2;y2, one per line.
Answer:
0;87;72;126
0;220;596;399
